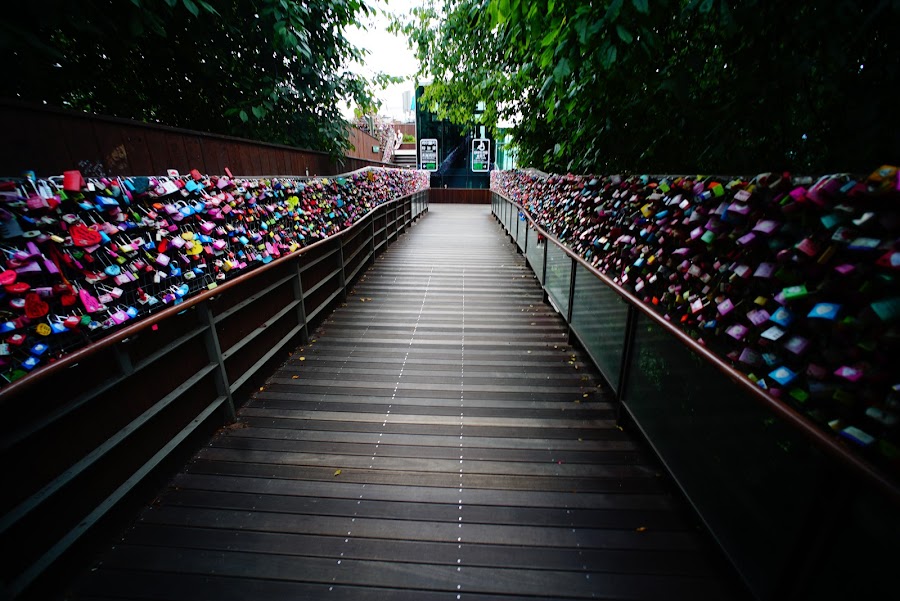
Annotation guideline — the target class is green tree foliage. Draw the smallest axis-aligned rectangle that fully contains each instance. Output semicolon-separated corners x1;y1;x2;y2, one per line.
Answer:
0;0;386;157
400;0;900;174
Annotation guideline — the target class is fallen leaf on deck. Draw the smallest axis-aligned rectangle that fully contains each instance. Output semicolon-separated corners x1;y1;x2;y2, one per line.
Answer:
334;469;342;477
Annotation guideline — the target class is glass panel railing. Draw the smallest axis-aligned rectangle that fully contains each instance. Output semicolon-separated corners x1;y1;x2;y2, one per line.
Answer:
569;262;629;391
544;243;571;315
526;226;544;284
805;487;900;599
622;312;830;600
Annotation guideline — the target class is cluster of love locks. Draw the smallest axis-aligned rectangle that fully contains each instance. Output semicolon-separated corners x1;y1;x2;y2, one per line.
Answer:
493;166;900;471
0;167;428;387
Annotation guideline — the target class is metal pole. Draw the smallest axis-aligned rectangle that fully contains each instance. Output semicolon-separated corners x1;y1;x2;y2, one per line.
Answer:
616;304;638;405
201;302;236;421
337;237;347;301
292;260;309;345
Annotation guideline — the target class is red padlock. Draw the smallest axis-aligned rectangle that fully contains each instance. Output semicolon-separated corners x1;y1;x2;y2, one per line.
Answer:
63;170;85;192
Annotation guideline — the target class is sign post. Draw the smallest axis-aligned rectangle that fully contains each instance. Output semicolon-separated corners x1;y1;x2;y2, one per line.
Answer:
419;138;438;171
471;138;490;172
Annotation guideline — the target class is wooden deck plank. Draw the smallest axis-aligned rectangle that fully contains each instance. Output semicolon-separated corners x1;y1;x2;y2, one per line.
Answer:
219;427;640;451
210;435;642;464
91;546;732;600
71;205;743;600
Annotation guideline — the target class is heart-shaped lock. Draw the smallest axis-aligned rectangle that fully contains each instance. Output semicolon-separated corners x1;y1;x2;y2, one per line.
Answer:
24;293;49;319
70;223;103;247
187;241;203;256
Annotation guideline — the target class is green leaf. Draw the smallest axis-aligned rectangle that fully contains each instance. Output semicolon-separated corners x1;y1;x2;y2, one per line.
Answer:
239;110;248;123
163;0;176;7
616;25;633;44
252;105;266;119
574;18;589;45
196;0;220;16
605;0;624;22
182;0;199;18
540;46;555;69
603;44;618;68
632;0;649;14
553;57;572;82
541;27;558;48
699;0;714;13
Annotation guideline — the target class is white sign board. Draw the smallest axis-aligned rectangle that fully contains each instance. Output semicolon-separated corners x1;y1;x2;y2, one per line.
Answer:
419;138;438;171
471;139;490;172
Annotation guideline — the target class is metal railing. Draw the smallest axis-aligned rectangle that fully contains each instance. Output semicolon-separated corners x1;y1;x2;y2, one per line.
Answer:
0;189;428;599
492;192;900;601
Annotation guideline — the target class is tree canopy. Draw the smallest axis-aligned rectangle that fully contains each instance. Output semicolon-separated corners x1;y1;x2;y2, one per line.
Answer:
0;0;388;157
400;0;900;174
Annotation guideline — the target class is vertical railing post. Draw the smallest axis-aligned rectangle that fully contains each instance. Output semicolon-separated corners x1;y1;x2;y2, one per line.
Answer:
523;219;528;254
292;259;309;345
541;239;548;285
387;203;393;245
565;256;577;344
113;345;134;377
201;301;236;421
337;236;347;301
514;205;520;248
368;212;376;260
615;303;638;409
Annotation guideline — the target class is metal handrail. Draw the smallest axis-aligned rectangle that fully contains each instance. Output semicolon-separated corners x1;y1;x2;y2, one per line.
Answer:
0;187;426;405
495;191;900;504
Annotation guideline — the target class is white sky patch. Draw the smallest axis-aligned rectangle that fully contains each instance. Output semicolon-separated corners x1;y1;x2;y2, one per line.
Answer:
342;0;424;122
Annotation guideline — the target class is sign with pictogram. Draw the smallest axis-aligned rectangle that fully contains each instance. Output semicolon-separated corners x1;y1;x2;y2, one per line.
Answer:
419;138;438;171
471;139;490;172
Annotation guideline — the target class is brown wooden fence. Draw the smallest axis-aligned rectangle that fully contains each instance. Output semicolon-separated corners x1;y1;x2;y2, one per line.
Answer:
346;127;384;162
0;100;396;178
428;188;492;204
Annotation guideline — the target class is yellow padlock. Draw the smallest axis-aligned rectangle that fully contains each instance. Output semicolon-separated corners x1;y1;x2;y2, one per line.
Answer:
186;240;203;256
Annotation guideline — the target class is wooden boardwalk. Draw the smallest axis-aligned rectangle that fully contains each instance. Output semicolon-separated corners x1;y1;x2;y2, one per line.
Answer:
72;205;743;600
